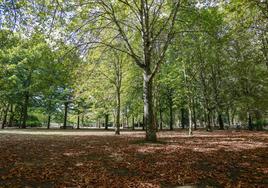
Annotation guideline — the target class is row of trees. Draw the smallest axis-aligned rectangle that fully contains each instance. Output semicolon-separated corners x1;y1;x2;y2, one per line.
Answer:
0;31;79;129
0;0;267;141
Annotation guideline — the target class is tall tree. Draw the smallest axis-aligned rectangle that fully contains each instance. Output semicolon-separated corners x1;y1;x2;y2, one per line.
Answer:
67;0;182;141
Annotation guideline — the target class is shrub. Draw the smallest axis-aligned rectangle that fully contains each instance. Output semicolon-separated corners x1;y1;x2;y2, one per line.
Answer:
27;115;42;127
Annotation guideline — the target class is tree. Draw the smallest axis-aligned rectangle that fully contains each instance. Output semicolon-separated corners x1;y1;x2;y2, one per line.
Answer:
66;0;182;141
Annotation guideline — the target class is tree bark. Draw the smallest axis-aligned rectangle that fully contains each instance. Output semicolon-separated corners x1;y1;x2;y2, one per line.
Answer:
207;110;212;131
188;106;193;135
159;107;163;131
230;108;236;126
212;111;216;127
248;112;253;130
19;106;23;128
0;108;3;125
77;115;80;129
115;87;120;135
132;116;135;130
218;113;224;130
227;109;231;127
8;104;14;127
22;92;29;129
63;102;68;129
47;115;51;129
193;101;197;130
1;104;9;129
142;115;145;130
169;97;173;130
97;118;100;129
105;114;108;130
143;71;156;141
181;108;185;129
81;114;84;127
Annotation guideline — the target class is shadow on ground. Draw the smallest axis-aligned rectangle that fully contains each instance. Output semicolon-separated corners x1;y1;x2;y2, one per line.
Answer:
0;130;267;187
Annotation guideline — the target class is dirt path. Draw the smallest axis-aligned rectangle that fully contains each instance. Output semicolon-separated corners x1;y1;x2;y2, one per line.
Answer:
0;128;145;136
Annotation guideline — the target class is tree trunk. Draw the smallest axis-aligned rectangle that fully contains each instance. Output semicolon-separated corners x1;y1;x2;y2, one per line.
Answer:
105;114;108;130
212;111;216;127
132;116;135;130
227;109;231;127
159;107;163;131
188;106;193;135
97;118;100;128
63;102;68;129
218;113;224;130
47;115;51;129
207;111;212;131
125;108;129;128
0;109;3;124
143;72;156;141
1;104;9;129
77;115;80;129
142;115;145;130
126;115;129;128
22;92;29;129
181;108;185;129
8;104;14;127
169;99;173;130
81;114;84;127
115;87;120;135
231;109;236;126
248;112;253;130
193;102;197;130
19;106;23;128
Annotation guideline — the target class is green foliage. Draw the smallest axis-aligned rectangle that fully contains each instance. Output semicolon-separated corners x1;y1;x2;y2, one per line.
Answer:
0;0;267;130
26;115;42;127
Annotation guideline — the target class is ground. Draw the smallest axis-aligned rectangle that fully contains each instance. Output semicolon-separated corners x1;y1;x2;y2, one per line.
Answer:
0;129;267;188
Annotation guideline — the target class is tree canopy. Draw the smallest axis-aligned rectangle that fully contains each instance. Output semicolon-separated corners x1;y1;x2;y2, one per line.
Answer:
0;0;267;140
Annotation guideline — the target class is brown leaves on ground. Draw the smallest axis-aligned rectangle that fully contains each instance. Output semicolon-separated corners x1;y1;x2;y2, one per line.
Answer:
0;130;267;188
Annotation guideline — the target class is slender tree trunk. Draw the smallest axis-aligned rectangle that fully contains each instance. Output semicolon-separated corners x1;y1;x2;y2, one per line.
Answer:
19;106;23;128
77;115;80;129
132;116;135;130
248;112;253;130
0;108;3;124
115;87;121;135
81;114;84;127
169;98;173;130
193;104;197;130
159;107;163;131
47;115;51;129
229;107;236;126
188;105;193;135
63;102;68;129
22;92;29;129
8;104;14;127
143;71;156;141
105;114;108;130
126;115;129;128
218;113;224;130
1;104;9;129
227;109;231;127
207;110;212;131
97;118;100;128
142;115;145;130
181;108;185;129
212;111;216;127
203;110;207;128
